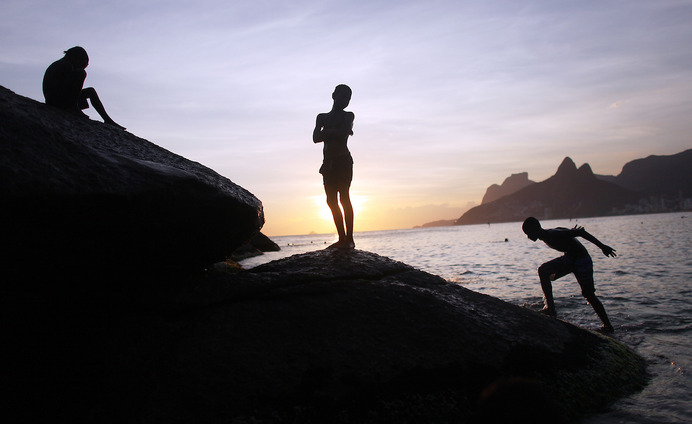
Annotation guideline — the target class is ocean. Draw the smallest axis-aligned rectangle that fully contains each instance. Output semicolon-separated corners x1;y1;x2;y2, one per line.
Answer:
241;212;692;423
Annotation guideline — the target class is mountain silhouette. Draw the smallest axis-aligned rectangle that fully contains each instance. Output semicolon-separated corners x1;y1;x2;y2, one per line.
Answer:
481;172;535;204
456;157;638;225
614;149;692;197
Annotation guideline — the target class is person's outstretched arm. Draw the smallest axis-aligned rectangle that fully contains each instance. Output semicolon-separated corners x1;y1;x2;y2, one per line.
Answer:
573;226;617;257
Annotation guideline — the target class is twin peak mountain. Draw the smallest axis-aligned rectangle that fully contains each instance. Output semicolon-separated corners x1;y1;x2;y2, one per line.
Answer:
455;150;692;225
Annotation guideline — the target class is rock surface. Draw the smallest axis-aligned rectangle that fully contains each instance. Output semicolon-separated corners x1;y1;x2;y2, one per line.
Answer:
231;230;282;261
0;85;263;273
4;249;647;423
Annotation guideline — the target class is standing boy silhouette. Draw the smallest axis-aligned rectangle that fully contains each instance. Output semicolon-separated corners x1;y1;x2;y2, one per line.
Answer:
312;84;355;249
522;217;615;332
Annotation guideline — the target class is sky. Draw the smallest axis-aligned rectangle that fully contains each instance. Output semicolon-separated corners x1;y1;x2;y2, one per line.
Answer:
2;0;691;236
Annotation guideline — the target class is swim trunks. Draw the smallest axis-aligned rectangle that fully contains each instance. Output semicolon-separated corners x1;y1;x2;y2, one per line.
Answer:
541;255;595;297
319;154;353;189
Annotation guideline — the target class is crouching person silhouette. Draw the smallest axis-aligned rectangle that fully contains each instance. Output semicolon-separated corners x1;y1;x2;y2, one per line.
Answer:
43;46;124;129
522;217;615;333
312;84;355;249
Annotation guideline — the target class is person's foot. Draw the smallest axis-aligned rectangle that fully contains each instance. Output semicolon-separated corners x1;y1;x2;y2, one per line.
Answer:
327;238;355;250
326;240;343;249
598;324;615;334
539;307;557;317
339;238;355;250
105;119;126;130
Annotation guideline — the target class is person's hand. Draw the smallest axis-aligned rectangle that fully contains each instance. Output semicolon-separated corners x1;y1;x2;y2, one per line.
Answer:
601;245;617;257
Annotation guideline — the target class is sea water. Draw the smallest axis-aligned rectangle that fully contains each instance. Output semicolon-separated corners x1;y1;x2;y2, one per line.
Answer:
241;212;692;423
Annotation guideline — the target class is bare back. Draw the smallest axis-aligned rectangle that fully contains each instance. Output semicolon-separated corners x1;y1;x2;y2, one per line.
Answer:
541;228;589;258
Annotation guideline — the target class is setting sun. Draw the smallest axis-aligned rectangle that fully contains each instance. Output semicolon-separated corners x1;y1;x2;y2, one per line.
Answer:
312;192;368;224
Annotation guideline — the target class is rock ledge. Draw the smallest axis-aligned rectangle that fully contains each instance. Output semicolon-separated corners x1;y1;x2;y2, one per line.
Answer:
5;249;647;423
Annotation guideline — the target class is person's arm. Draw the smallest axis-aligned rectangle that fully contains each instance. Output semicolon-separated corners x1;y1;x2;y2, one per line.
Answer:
573;226;617;257
312;114;325;143
345;111;354;136
314;112;355;144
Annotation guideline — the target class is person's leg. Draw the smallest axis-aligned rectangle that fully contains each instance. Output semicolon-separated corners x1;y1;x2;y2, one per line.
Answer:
537;257;571;316
584;293;613;332
537;263;557;316
326;156;354;249
324;184;346;246
338;187;355;248
576;263;613;331
81;87;124;128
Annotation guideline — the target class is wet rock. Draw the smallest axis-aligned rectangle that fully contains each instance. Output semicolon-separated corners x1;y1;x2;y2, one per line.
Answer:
249;231;281;252
231;231;281;261
4;249;647;423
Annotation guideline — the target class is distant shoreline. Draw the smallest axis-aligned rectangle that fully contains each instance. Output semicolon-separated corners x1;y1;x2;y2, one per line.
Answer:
268;210;691;238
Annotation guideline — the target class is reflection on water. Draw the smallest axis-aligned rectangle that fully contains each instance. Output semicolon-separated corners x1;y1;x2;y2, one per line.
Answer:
243;213;692;424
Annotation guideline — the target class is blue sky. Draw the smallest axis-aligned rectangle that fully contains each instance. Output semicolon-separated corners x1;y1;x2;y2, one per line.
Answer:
2;0;691;235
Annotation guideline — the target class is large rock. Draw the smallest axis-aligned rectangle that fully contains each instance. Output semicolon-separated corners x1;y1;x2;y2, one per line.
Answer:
0;85;263;273
4;249;647;423
231;230;282;261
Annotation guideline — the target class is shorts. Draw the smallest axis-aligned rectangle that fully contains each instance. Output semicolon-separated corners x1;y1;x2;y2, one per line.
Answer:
319;154;353;189
540;255;595;297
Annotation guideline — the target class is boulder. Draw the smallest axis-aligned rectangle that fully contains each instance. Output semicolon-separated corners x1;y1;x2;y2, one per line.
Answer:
231;231;281;261
0;85;263;273
249;231;281;252
4;249;647;423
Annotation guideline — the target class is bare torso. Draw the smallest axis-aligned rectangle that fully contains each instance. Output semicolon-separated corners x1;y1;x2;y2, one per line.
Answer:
541;228;589;258
314;110;354;159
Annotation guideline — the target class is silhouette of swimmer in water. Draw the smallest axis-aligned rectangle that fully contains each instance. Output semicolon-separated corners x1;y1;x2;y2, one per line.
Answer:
312;84;355;249
43;46;124;129
522;217;615;333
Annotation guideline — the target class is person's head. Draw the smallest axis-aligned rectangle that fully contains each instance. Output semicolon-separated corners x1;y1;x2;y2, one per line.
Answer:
64;46;89;69
332;84;352;110
522;217;542;241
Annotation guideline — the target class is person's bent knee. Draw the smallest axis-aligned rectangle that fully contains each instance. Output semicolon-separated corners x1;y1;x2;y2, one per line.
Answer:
538;264;553;278
82;87;97;97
